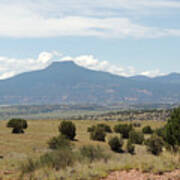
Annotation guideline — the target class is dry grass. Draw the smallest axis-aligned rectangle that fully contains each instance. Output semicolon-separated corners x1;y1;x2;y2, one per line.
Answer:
0;119;178;180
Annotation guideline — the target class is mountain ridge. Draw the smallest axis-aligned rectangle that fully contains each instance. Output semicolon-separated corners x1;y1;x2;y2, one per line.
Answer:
1;61;180;105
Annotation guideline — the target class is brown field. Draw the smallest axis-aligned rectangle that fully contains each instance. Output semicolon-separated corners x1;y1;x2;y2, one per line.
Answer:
0;119;179;180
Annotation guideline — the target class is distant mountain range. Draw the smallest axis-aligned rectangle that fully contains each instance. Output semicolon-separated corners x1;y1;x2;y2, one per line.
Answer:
130;73;180;84
1;61;180;105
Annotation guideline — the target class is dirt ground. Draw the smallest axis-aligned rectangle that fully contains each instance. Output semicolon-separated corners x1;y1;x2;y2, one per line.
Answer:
101;169;180;180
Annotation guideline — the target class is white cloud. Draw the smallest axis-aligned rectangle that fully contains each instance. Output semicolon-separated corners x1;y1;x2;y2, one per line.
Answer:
0;51;62;79
6;0;180;15
0;72;16;79
61;54;163;77
0;2;180;39
141;69;165;77
0;52;164;79
37;52;54;64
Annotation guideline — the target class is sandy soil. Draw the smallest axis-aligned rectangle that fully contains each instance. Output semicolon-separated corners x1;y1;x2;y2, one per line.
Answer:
101;169;180;180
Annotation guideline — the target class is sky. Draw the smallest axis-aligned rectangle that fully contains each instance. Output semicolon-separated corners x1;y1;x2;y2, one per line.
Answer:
0;0;180;79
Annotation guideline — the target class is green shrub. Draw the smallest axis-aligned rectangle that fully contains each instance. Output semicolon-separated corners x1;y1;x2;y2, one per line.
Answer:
142;126;153;134
155;127;165;138
79;145;109;162
48;135;71;150
153;108;180;150
88;124;112;133
21;148;75;175
90;127;106;142
163;108;180;149
145;134;164;155
97;123;112;133
7;118;28;134
126;140;135;154
59;121;76;140
20;158;39;175
87;125;96;132
40;148;75;170
129;130;144;145
108;136;123;152
133;122;141;127
114;124;133;138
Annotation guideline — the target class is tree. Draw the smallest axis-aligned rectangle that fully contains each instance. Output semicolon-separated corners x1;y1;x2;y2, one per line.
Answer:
108;136;123;152
90;127;106;142
129;130;144;145
126;140;135;154
7;118;28;134
48;135;71;150
79;145;108;162
97;124;112;133
155;127;165;138
163;108;180;149
145;134;164;155
59;121;76;140
133;122;141;128
114;124;133;138
88;124;112;133
142;126;153;134
87;125;96;132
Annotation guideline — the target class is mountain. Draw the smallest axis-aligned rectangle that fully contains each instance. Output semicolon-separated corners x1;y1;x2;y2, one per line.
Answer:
153;73;180;84
1;61;180;105
131;73;180;84
129;75;152;82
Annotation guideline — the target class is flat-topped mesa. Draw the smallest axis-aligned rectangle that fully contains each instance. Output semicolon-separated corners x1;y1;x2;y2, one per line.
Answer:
47;61;77;70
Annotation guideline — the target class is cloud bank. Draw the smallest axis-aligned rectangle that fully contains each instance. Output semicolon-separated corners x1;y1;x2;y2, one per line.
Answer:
0;1;180;38
0;52;164;79
0;52;62;79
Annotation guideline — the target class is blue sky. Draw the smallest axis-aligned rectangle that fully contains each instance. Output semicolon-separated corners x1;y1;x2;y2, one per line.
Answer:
0;0;180;79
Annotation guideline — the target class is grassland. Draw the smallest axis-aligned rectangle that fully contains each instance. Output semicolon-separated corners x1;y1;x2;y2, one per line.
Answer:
0;119;179;180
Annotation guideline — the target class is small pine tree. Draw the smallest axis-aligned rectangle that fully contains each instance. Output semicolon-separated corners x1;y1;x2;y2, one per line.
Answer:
126;140;135;154
90;127;106;142
155;127;165;138
79;145;108;162
7;119;28;134
48;135;71;150
133;122;141;128
142;126;153;134
108;136;123;152
88;124;112;133
59;121;76;140
146;134;164;155
97;124;112;133
163;108;180;149
87;125;96;132
129;130;144;145
114;124;133;138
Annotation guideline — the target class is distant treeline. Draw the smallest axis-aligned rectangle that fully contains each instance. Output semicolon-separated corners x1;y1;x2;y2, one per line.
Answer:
0;103;177;121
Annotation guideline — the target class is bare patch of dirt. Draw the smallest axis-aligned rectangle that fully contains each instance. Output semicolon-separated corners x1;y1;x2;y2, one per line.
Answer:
101;169;180;180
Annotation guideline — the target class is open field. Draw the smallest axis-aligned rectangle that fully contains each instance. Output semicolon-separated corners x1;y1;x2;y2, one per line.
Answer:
0;119;180;180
